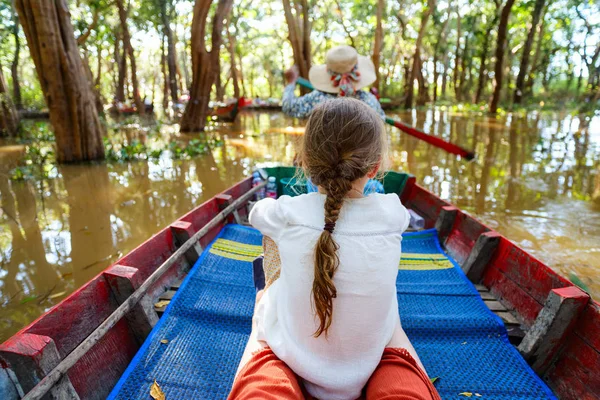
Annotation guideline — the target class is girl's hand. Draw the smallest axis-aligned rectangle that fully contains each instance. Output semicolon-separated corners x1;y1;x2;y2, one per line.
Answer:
284;65;299;84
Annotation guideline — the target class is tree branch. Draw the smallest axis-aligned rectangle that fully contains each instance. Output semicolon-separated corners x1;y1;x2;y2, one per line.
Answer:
334;0;356;47
77;10;99;46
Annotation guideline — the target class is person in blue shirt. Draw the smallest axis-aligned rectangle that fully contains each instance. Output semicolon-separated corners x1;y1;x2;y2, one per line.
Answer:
282;46;385;120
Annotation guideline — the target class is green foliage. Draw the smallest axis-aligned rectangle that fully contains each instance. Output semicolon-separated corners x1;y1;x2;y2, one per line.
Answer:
10;143;55;181
0;0;598;113
16;121;55;143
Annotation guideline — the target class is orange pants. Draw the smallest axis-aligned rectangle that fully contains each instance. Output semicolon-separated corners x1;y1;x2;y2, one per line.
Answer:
228;347;441;400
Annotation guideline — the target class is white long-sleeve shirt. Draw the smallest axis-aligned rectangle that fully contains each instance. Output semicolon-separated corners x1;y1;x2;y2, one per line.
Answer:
249;192;410;400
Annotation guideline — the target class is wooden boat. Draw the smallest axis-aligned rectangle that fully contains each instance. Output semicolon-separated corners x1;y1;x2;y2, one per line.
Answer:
1;167;598;399
209;98;251;122
108;103;154;116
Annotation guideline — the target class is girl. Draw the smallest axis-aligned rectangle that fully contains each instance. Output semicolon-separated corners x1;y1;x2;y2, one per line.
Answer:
229;98;439;400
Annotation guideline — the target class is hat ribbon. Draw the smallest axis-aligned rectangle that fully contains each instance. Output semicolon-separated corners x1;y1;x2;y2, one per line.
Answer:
328;64;361;96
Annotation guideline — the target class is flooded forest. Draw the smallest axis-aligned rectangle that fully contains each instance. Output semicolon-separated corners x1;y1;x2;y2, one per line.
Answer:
0;0;599;341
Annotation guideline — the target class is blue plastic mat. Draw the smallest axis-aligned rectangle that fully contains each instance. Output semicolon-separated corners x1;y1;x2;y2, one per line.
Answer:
109;225;556;400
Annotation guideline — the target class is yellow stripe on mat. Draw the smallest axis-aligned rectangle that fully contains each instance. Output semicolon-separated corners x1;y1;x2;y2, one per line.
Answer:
399;253;453;270
215;239;263;253
402;253;448;260
209;248;258;262
209;238;263;262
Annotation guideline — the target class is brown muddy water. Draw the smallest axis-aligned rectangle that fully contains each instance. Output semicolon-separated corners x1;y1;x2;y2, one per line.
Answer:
1;108;599;341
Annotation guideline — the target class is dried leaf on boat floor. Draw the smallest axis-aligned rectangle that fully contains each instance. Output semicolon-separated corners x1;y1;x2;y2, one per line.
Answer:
154;300;170;308
160;339;169;344
459;393;473;397
150;380;166;400
48;291;66;300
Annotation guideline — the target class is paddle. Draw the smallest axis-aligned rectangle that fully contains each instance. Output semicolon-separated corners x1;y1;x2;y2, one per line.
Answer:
295;77;475;161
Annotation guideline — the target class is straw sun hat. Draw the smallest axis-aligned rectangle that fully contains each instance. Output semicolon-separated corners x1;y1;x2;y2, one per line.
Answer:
308;45;377;95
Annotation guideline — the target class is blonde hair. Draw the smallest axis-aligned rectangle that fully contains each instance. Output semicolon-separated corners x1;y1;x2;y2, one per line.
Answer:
299;97;386;337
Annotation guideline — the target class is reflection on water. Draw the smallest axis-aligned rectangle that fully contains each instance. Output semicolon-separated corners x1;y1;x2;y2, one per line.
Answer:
0;108;599;340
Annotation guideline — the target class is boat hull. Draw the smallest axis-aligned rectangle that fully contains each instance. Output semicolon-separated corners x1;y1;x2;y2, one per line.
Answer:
1;168;598;399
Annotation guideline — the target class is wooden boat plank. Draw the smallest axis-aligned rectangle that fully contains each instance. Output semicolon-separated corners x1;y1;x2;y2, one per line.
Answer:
485;300;508;312
444;211;491;266
518;286;590;375
496;311;520;326
159;291;177;301
483;266;543;325
117;229;179;282
170;280;182;291
475;284;488;292
479;291;496;301
68;319;138;399
485;237;571;306
23;276;118;357
105;265;159;344
546;333;600;399
574;302;600;349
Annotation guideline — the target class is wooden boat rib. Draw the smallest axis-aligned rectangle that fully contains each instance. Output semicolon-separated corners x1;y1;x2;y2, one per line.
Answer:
0;167;598;399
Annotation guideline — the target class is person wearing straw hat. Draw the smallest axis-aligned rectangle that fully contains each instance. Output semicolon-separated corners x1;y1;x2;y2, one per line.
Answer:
282;45;385;119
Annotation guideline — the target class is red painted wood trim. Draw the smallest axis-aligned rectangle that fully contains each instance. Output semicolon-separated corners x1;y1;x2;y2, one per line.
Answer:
546;333;600;399
67;319;137;400
23;276;118;357
519;286;590;374
574;301;600;350
0;176;256;398
399;176;416;204
485;238;571;306
483;266;543;324
444;212;491;266
403;184;452;229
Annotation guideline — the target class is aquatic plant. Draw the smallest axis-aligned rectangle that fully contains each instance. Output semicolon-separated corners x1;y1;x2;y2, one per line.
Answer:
9;143;55;181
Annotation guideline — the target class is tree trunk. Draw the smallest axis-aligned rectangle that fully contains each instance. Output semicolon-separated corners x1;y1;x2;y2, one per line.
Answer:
490;0;516;113
116;0;144;115
441;53;450;97
504;39;513;100
181;49;191;90
513;0;546;104
173;32;186;93
95;42;102;88
404;0;435;109
402;58;410;96
160;0;179;105
0;62;19;137
82;46;104;112
524;12;546;96
432;8;450;102
10;4;22;110
180;0;234;132
227;29;241;98
459;32;470;100
161;35;169;109
586;44;600;90
475;24;494;103
215;56;225;101
14;0;104;162
371;0;384;91
453;6;461;100
115;29;127;103
417;57;429;105
283;0;311;93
